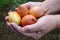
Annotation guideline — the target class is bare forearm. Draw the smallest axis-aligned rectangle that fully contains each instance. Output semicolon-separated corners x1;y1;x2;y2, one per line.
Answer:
42;0;60;15
54;15;60;29
43;0;60;8
45;0;60;2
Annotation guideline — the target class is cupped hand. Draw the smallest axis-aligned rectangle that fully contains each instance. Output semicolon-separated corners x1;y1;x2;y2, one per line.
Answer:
15;1;60;15
15;2;42;9
43;0;60;14
5;15;57;40
5;1;60;40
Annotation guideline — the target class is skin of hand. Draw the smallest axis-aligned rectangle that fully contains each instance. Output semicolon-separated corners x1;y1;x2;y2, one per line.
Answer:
5;15;57;40
54;15;60;29
5;0;60;40
15;0;60;15
43;0;60;14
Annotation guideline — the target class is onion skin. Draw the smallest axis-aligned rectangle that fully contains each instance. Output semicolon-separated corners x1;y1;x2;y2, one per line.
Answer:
30;6;45;18
8;11;21;25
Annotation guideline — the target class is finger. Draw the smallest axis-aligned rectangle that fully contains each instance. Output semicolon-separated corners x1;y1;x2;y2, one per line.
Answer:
6;22;15;31
21;24;38;33
20;2;31;9
45;10;54;15
15;8;19;11
5;16;9;21
29;2;42;9
21;2;42;9
36;31;48;39
32;32;40;40
32;33;39;40
6;21;11;27
36;32;41;39
46;9;59;15
11;22;22;32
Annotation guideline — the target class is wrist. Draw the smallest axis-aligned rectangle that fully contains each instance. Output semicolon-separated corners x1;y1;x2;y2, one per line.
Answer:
54;15;60;29
43;0;60;8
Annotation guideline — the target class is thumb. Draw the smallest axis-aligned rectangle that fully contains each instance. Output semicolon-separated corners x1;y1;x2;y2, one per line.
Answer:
46;9;60;15
11;22;22;32
21;24;37;33
20;2;31;9
5;16;9;21
46;10;55;15
15;2;31;10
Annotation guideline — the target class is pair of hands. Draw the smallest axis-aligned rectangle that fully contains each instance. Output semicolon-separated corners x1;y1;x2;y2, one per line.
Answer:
5;1;60;40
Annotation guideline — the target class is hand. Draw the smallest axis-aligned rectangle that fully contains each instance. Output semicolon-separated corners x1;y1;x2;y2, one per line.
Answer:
20;15;57;40
15;2;42;9
15;1;60;15
43;0;60;14
5;1;60;40
5;15;57;40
